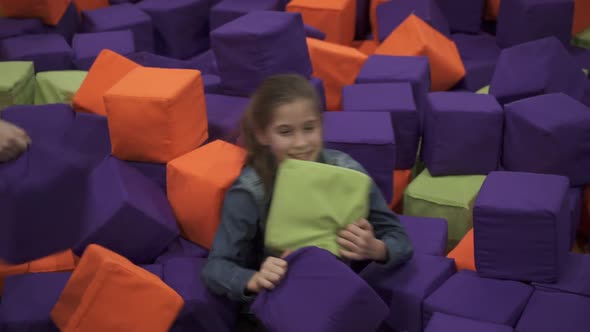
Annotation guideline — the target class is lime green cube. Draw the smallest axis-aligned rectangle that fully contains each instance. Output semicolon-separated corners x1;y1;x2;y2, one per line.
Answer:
0;61;36;110
573;27;590;49
34;70;87;105
476;85;490;94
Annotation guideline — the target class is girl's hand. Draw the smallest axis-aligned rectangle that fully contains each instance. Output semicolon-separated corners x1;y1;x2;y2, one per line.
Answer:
246;250;291;293
337;219;388;262
0;120;30;162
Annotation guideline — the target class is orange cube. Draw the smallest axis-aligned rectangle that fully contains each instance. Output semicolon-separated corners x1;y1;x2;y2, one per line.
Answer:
375;14;465;91
573;0;590;35
104;67;208;163
73;49;140;116
307;38;368;111
447;228;476;272
51;244;183;332
167;140;246;249
484;0;500;21
72;0;109;13
0;0;70;26
351;40;379;56
389;169;412;212
287;0;356;45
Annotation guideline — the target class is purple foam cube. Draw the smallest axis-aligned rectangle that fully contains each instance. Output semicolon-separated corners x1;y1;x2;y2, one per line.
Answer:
533;253;590;298
489;37;587;105
451;33;501;91
399;215;448;256
186;49;218;75
583;79;590;107
376;0;450;42
437;0;485;33
0;34;73;72
72;30;135;70
163;258;238;332
1;104;75;144
502;93;590;186
473;171;570;283
125;160;167;193
210;0;281;31
515;291;590;332
155;237;209;263
342;82;419;169
62;111;111;168
323;111;396;202
46;2;79;44
202;74;221;94
423;92;503;176
74;156;179;264
211;10;312;97
567;187;583;247
141;264;164;278
310;76;326;111
304;24;326;40
423;270;533;327
137;0;210;59
496;0;574;48
252;247;389;332
205;94;248;143
424;313;514;332
81;4;154;52
0;272;71;331
361;254;456;332
0;18;46;40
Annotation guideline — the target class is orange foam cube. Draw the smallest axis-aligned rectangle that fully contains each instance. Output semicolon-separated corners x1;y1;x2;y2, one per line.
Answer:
287;0;356;45
104;67;208;163
375;14;465;91
73;49;140;116
573;0;590;35
72;0;109;13
167;140;246;249
447;228;476;272
484;0;500;21
51;244;183;332
307;38;368;111
0;0;70;26
389;169;412;212
352;40;379;56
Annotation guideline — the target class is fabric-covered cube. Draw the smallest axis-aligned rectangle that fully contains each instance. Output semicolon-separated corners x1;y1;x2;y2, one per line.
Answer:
287;0;356;45
34;70;87;105
205;94;248;142
533;253;590;298
80;4;154;52
137;0;210;59
310;76;326;111
72;31;135;70
399;215;447;257
375;14;465;92
424;313;514;332
155;237;208;263
342;83;419;170
163;258;238;331
126;51;193;69
251;247;389;332
376;0;450;42
423;270;533;327
0;61;35;110
0;33;73;72
567;187;583;246
403;169;486;248
473;171;570;283
423;92;503;176
45;2;79;44
51;244;184;332
265;158;371;256
0;0;70;26
304;23;326;40
451;33;501;91
74;156;179;264
186;49;218;75
489;37;587;105
167;140;245;249
104;66;208;163
503;93;590;186
211;10;311;97
361;254;456;332
323;111;395;202
515;291;590;332
73;0;110;12
0;18;46;40
0;103;74;144
573;0;590;35
496;0;574;48
446;228;475;271
210;0;281;31
62;111;112;168
437;0;485;33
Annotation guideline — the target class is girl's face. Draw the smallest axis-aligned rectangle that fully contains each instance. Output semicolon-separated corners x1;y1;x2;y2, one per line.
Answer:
257;98;323;164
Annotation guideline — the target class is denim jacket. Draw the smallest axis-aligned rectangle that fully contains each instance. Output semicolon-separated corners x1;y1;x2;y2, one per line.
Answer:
201;149;414;302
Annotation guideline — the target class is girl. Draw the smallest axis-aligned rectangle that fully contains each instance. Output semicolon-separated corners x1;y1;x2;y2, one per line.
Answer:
202;74;413;331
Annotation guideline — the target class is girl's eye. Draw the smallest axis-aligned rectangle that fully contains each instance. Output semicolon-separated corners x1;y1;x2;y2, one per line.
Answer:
304;125;315;132
278;128;291;135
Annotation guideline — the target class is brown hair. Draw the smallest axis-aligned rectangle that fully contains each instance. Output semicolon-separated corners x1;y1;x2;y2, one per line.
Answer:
240;74;322;194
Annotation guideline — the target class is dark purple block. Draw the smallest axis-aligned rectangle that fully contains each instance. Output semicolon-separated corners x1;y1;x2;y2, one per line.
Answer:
342;82;419;169
424;313;514;332
0;34;73;72
142;264;164;278
323;111;396;202
489;37;587;105
62;111;111;168
0;18;46;40
515;291;590;332
496;0;574;48
355;55;430;129
399;215;447;256
163;258;238;332
568;46;590;73
72;30;135;70
310;76;326;111
202;74;221;94
252;247;388;332
110;0;140;3
533;253;590;298
186;49;218;75
126;51;193;68
211;10;312;97
354;0;370;40
376;0;450;42
437;0;485;33
205;93;248;143
74;156;179;264
423;92;503;176
155;237;208;263
81;4;154;53
1;104;75;144
502;93;590;186
0;272;71;332
210;0;281;31
304;24;326;40
423;270;533;327
567;187;583;247
47;2;79;44
473;171;570;283
583;79;590;108
125;160;167;193
137;0;210;59
451;33;501;91
361;254;455;332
